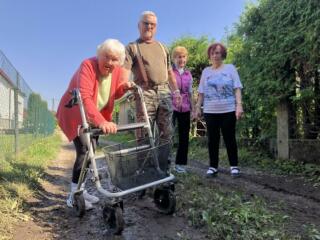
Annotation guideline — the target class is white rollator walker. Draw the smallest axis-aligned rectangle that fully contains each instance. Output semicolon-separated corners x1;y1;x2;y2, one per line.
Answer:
65;84;176;234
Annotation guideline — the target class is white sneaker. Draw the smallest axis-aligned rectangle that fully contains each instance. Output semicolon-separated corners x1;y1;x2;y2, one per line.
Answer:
174;165;187;173
80;182;100;204
66;193;73;208
83;190;100;204
84;200;93;210
66;192;94;210
66;182;77;208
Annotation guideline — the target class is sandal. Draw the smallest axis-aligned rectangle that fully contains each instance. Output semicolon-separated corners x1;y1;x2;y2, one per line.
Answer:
206;167;218;178
230;167;240;177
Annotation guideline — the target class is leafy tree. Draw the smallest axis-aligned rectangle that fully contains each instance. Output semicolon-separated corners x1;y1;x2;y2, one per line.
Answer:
168;36;211;85
229;0;320;140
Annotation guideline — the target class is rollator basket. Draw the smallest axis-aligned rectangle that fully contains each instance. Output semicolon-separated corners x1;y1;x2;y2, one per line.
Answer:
103;138;170;190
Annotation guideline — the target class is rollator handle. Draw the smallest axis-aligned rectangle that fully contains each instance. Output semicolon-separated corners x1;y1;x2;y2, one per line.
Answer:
65;90;79;108
89;122;147;136
90;128;104;136
116;122;147;132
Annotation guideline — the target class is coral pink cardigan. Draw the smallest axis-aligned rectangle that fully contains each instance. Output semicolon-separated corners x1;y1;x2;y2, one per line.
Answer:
56;57;126;141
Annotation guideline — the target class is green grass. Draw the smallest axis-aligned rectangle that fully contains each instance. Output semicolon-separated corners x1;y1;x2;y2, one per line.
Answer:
0;133;48;157
176;173;319;240
178;136;320;239
238;148;320;186
0;131;61;240
188;136;209;161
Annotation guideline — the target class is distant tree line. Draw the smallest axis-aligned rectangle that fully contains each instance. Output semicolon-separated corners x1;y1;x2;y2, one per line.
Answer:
24;93;56;135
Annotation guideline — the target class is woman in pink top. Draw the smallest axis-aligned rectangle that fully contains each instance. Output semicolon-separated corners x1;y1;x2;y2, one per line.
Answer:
56;39;132;210
171;46;193;173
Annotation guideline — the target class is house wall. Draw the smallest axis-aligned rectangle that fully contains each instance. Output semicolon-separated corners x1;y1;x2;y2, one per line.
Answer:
0;73;23;129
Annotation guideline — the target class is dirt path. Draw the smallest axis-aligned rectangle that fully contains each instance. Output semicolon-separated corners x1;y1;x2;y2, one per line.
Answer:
12;134;320;239
13;134;207;240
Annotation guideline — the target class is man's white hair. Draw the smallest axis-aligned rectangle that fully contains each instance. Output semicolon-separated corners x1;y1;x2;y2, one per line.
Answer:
96;39;125;65
139;10;157;22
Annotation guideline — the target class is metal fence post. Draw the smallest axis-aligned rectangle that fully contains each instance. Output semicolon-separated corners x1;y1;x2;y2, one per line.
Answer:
14;72;20;155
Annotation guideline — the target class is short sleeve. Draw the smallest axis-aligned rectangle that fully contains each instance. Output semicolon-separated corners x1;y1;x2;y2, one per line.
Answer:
164;45;172;71
123;43;135;70
198;69;206;93
230;65;243;89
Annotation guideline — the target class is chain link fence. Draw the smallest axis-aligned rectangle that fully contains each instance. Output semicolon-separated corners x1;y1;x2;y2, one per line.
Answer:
0;50;56;158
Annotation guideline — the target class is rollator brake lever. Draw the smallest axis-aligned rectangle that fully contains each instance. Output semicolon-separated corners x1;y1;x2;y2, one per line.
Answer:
65;89;79;108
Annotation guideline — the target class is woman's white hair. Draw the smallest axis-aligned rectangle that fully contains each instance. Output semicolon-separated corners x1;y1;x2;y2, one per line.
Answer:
139;10;157;22
96;39;125;65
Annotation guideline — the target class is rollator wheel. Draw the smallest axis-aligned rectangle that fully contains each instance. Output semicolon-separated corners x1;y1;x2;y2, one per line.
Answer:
153;188;176;215
73;192;85;218
103;204;125;235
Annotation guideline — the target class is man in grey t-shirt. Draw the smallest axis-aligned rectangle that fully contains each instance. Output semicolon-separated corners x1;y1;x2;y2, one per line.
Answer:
123;11;181;142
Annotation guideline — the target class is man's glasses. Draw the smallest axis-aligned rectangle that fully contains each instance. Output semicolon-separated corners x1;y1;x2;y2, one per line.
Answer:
143;21;156;28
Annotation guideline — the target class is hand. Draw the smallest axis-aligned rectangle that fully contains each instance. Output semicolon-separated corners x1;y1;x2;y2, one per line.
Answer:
98;121;117;134
192;105;202;120
236;104;244;120
122;81;135;91
191;110;197;121
173;92;182;107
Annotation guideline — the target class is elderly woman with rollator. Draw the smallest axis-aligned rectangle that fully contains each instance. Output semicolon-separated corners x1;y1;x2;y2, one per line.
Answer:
56;39;132;210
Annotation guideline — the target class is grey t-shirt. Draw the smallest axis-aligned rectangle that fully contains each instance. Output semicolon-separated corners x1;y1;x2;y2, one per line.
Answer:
123;39;172;86
198;64;243;113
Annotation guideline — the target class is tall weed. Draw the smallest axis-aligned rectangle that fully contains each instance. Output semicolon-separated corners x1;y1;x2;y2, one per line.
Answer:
0;132;61;239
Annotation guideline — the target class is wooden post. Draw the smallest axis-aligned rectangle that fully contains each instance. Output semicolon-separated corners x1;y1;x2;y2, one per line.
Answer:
277;100;289;159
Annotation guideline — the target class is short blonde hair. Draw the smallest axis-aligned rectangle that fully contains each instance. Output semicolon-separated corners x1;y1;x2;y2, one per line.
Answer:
96;39;125;65
172;46;188;59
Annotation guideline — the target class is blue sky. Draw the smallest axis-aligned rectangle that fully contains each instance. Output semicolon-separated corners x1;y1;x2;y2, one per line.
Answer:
0;0;253;109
